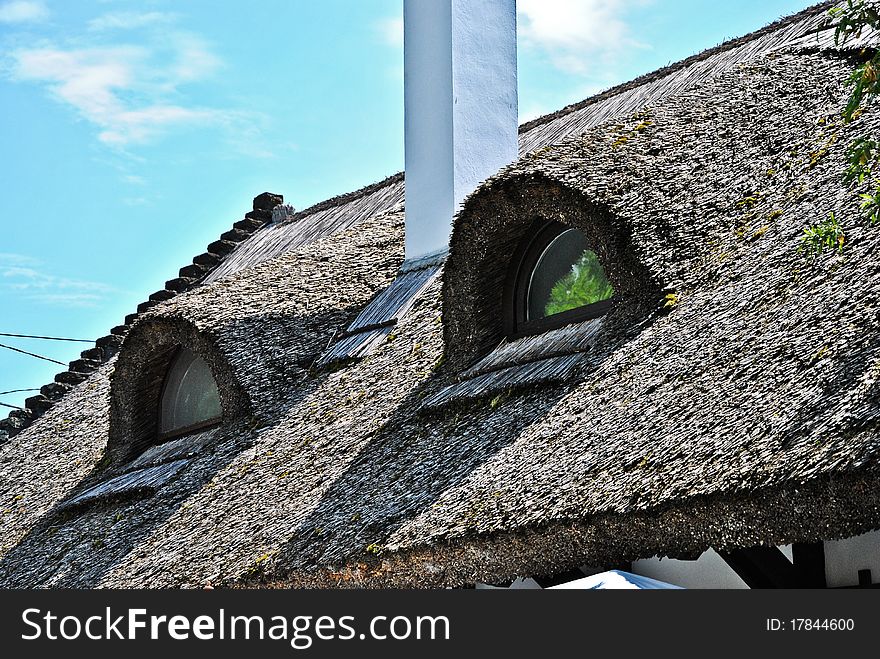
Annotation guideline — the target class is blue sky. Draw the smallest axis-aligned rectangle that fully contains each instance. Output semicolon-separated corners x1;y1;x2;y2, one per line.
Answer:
0;0;814;409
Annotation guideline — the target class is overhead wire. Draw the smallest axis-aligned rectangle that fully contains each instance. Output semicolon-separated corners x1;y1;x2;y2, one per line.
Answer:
0;342;67;366
0;389;40;396
0;336;87;414
0;332;93;343
0;337;88;417
0;389;43;412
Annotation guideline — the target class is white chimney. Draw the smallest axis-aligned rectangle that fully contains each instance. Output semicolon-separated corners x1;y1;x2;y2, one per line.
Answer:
403;0;518;261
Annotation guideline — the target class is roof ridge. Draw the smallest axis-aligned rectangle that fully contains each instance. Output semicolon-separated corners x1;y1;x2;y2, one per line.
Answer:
286;172;405;224
517;2;832;134
283;2;833;222
0;194;281;443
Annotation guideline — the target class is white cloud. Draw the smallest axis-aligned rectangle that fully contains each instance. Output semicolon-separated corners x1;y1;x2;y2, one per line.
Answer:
8;36;233;146
375;16;403;48
167;33;221;82
518;0;651;75
0;252;39;266
88;11;176;32
0;0;48;23
0;254;115;308
374;3;646;77
97;105;221;145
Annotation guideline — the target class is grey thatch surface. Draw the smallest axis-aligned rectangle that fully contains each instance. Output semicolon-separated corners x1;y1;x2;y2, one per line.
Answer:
205;176;405;283
119;208;404;427
4;4;880;589
125;429;219;471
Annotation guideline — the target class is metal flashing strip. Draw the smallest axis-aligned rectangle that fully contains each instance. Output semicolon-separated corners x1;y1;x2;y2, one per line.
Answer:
59;459;190;511
125;428;218;471
316;326;394;368
399;248;449;274
463;318;605;379
317;253;446;366
347;262;443;334
421;352;587;410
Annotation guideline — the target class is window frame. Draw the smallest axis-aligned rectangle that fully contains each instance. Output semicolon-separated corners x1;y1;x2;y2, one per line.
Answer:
156;346;222;443
504;219;614;339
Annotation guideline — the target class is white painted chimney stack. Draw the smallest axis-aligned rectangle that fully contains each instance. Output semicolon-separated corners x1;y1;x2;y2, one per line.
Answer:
403;0;518;260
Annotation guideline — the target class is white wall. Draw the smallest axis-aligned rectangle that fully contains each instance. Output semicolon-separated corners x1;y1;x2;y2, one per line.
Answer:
632;549;749;589
824;530;880;588
450;0;518;215
476;532;880;589
403;0;518;260
403;0;454;261
632;534;880;589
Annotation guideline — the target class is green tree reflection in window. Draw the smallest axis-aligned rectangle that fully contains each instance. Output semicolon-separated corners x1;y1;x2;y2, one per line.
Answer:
543;249;614;318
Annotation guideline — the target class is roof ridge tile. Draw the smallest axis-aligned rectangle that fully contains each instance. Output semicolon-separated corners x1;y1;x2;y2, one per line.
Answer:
0;192;282;443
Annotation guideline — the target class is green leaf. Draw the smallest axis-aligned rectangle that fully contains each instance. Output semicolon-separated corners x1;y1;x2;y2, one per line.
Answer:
798;213;846;257
543;250;615;317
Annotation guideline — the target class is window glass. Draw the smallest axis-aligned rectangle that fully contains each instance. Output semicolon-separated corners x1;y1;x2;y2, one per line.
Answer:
527;228;614;321
160;347;221;435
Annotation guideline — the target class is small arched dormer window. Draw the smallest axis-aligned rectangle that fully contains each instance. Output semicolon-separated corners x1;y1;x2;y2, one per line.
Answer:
506;220;615;338
158;347;222;440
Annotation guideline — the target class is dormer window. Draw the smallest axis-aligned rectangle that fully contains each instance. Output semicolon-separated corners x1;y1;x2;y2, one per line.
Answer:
506;221;615;337
159;347;222;440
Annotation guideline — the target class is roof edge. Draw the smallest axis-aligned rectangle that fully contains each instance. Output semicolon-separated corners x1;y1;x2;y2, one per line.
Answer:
284;172;405;225
517;2;833;134
236;469;880;589
275;3;834;228
0;194;277;443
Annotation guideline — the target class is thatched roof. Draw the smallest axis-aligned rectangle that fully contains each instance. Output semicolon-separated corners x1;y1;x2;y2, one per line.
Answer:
4;2;880;588
0;2;833;437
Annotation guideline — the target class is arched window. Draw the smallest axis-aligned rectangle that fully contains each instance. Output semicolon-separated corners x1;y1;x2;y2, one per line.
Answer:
159;347;222;439
506;221;615;337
